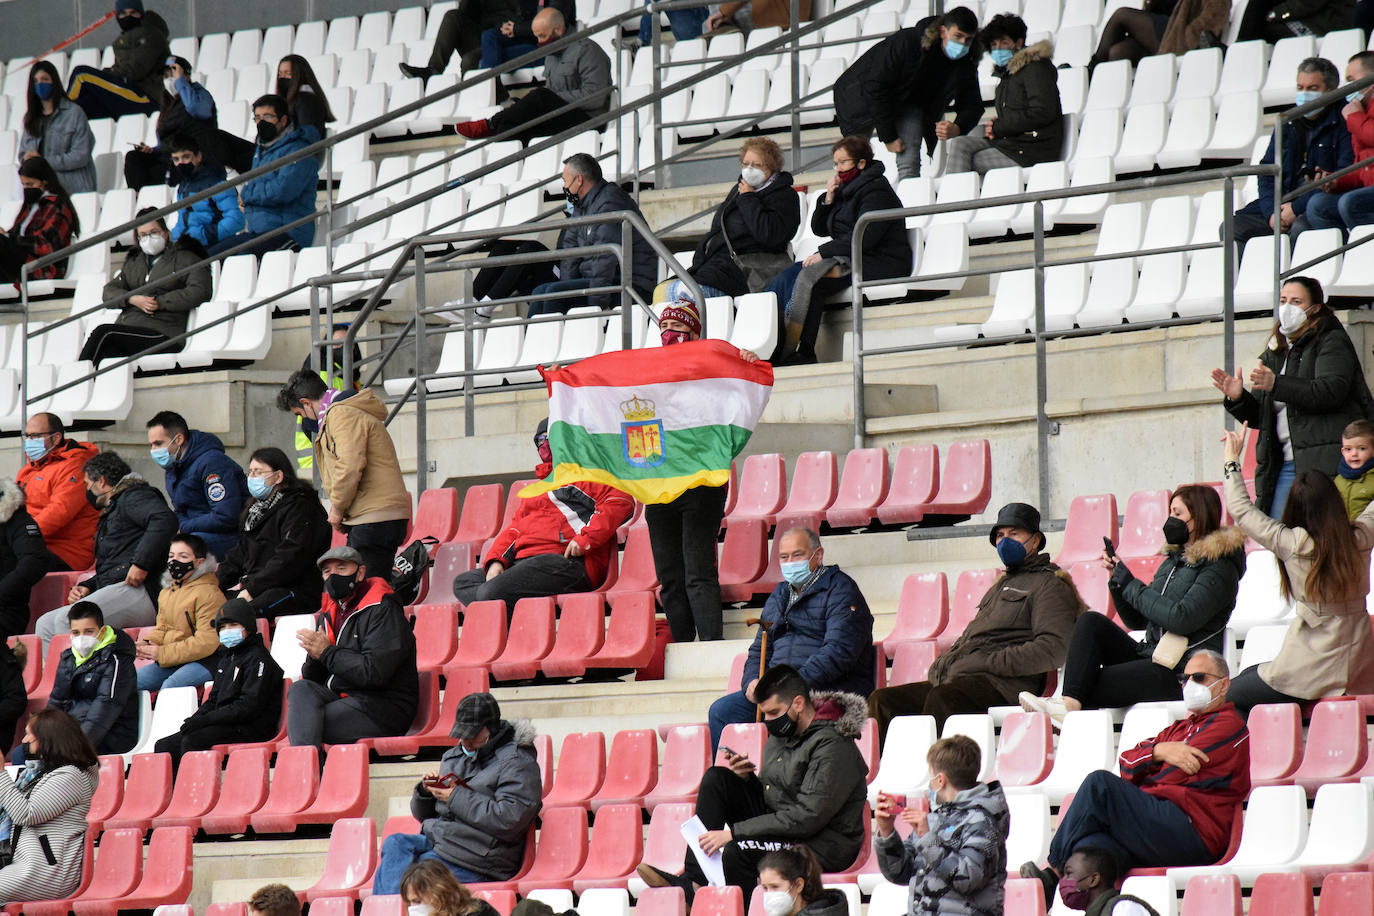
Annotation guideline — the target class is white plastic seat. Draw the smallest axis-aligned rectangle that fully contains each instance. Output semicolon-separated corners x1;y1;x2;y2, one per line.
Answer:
1114;705;1183;773
128;686;199;757
941;714;995;781
93;188;136;242
600;311;648;354
722;70;770;135
929;172;979;227
705;297;734;342
1019;0;1061;33
1128;54;1176;108
1176;248;1230;319
196;33;230;74
1328;225;1374;296
1058;157;1115;224
1156;97;1215;170
220;304;272;362
966;166;1022;239
390;7;426;45
1084;59;1132;111
1117;877;1176;916
1238;624;1290;671
269;613;315;680
1054;25;1094;70
358;10;393;51
1057;66;1089;117
867;883;909;916
1009;161;1069;234
471;323;525;387
868;715;937;803
1286;783;1374;874
1218;40;1269;98
74;361;132;422
1039;263;1090;331
1261;36;1316;108
325;16;360;55
1095;201;1147;255
739;27;785;73
1125;196;1195;320
578;888;630;916
1167;785;1306;885
1172;48;1223;105
119;693;154;765
1235;235;1290;312
1070;108;1123;163
910;224;968;291
896;177;935;230
46;361;93;424
1115;103;1167;173
1288;226;1343;290
555;307;607;363
508;319;563;385
1229;550;1293;635
226;29;262;68
175;301;233;368
1203;91;1262;159
260;25;295;67
1006;709;1114;803
729;292;779;357
681;74;729;140
1319;29;1365;74
1004;794;1051;869
424;327;485;394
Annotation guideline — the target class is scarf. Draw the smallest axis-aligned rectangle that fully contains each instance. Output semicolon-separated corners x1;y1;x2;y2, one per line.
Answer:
243;487;285;532
0;762;43;845
1338;456;1374;480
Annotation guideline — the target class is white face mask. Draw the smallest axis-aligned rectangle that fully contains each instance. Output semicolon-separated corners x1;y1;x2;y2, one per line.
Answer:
408;905;435;916
1182;677;1215;712
1278;303;1307;336
762;891;795;916
740;166;767;188
139;233;167;257
70;634;98;656
164;76;179;95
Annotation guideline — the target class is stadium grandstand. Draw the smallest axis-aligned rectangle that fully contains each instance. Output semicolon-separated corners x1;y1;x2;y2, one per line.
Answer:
0;0;1373;910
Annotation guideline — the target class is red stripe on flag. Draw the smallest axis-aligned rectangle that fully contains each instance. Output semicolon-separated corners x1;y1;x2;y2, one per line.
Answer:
540;339;774;391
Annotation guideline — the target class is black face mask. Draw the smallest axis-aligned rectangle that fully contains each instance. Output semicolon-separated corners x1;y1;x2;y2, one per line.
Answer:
563;185;580;208
117;13;140;30
171;162;196;183
22;187;41;207
1163;516;1191;547
325;573;359;603
764;709;799;738
167;558;196;581
276;76;293;98
85;488;103;509
20;741;32;759
256;120;279;145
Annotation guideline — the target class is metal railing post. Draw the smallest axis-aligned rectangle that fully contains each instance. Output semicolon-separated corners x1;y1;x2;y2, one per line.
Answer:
851;221;866;450
622;221;634;348
19;270;30;434
651;10;664;188
414;246;429;494
463;267;476;438
1222;176;1237;431
1033;201;1050;514
1272;118;1283;315
789;0;802;171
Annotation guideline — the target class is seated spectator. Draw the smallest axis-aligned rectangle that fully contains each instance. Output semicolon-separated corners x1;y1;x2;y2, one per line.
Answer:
453;418;633;610
481;0;577;71
206;94;322;258
67;0;170;120
754;846;849;916
34;450;178;649
446;240;559;324
18;415;100;573
875;736;1008;916
124;55;240;190
454;11;611;143
1018;650;1249;904
637;665;868;896
153;596;284;765
1336;420;1374;519
146;411;249;560
867;502;1083;747
0;643;26;757
832;8;981;180
0;709;100;904
373;693;542;892
1225;58;1350;246
0;157;80;286
661;138;800;301
400;0;558;78
945;15;1062;176
19;61;96;194
623;0;709;52
1092;0;1229;68
247;884;301;916
81;208;212;366
765;137;911;366
218;447;332;618
1237;0;1354;43
0;477;56;640
1307;52;1374;235
135;533;224;691
528;153;656;314
400;860;502;916
168;135;245;249
1022;485;1244;718
275;56;335;143
707;527;874;749
286;546;418;750
1056;847;1161;916
45;602;140;756
705;0;811;36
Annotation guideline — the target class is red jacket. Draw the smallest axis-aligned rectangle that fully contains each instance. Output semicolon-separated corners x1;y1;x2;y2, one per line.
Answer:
1332;98;1374;191
8;192;77;282
16;438;100;571
483;464;634;588
1117;702;1251;858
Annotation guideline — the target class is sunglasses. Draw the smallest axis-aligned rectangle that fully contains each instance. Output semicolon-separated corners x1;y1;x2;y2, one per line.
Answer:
1178;672;1216;685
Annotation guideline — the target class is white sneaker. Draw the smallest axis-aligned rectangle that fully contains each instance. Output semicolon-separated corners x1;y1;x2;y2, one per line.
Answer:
1017;691;1068;725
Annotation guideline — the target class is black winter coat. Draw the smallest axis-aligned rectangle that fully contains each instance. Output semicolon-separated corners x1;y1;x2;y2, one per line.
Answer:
48;628;139;755
989;40;1063;166
0;643;25;754
1223;310;1374;514
0;480;53;639
832;18;982;148
182;633;283;737
81;476;179;605
217;485;332;609
690;171;800;297
557;179;657;306
812;161;912;280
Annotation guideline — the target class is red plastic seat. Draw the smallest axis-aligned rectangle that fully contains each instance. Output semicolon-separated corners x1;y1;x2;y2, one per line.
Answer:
68;827;144;915
590;728;658;811
491;597;556;681
293;743;371;828
535;733;554;797
249;744;321;833
1293;697;1368;794
693;886;745;916
309;899;355;916
541;594;607;678
640;802;694;875
1249;702;1302;786
515;805;590;895
724;453;787;528
1055;494;1121;566
374;667;489;757
88;825;193;914
204;905;249;916
939;569;999;650
1317;872;1373;915
85;755;126;832
360;896;407;916
605;527;660;601
586;591;656;670
499;479;539;530
718;519;768;589
826;447;891;529
362;671;442;754
411;604;460;672
302;817;379;903
1180;873;1241;916
720;530;782;604
26;573;71;633
1063;561;1115;620
645;725;710;811
920;440;990;517
857;716;879;784
887;640;938;686
883;572;948;658
445;599;508;675
414;487;460;543
1117;489;1170;559
32;634;72;703
716;722;765;768
104;752;174;831
1249;872;1314;916
875;444;939;526
472;890;516;916
454;483;504;547
428;542;475;603
10;634;40;695
637;887;688;916
7;831;95;916
992;712;1053;787
200;746;272;834
774;451;838;533
1003;877;1048;916
156;748;225;830
543;731;606;808
571;802;644;891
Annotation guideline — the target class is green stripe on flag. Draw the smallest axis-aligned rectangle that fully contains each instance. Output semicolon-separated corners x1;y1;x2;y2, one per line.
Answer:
550;421;752;481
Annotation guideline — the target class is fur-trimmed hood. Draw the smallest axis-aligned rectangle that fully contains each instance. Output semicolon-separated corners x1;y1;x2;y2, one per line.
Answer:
0;478;25;525
159;554;219;589
106;472;150;508
810;690;868;739
1164;525;1246;566
1006;39;1053;74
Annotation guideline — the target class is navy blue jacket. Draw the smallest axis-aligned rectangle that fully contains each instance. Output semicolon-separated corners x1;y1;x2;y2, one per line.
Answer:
241;125;321;248
556;179;657;307
741;565;875;697
164;431;249;559
171;161;245;248
1241;104;1353;219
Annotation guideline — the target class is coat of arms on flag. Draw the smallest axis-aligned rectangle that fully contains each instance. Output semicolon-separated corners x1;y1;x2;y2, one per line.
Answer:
621;395;665;468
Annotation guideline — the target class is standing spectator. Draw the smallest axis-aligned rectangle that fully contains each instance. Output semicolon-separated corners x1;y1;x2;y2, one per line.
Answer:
1092;0;1229;68
146;411;249;560
528;153;656;314
0;709;100;904
207;94;322;257
67;0;170;120
167;134;245;250
19;61;96;194
453;12;611;142
81;208;212;365
1210;277;1371;517
135;533;224;691
1221;426;1374;712
246;884;301;916
1306;52;1374;235
400;861;503;916
1336;420;1374;519
217;447;332;619
123;56;236;190
754;847;850;916
1237;0;1354;42
286;547;418;750
275;55;336;143
0;478;56;640
45;602;140;756
477;0;577;70
291;324;361;471
154;596;284;765
0;158;80;286
33;451;178;649
832;7;982;180
18;414;100;573
707;528;875;748
276;371;412;579
1055;848;1162;916
945;16;1062;176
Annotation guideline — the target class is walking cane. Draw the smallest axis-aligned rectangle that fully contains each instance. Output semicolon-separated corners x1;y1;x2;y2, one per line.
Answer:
746;618;770;722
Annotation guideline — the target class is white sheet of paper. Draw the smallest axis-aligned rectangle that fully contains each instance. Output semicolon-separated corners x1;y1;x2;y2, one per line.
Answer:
680;814;726;886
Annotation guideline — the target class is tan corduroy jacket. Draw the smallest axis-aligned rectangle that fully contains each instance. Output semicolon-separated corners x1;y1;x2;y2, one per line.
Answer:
315;388;412;526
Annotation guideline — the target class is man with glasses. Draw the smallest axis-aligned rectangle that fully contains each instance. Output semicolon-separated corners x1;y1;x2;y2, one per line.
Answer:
1018;650;1251;906
17;413;100;572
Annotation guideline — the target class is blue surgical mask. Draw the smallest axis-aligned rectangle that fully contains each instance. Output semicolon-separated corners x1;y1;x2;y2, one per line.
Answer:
218;628;245;649
23;437;50;463
1348;90;1367;105
780;559;813;587
996;536;1028;568
33;81;53;101
944;39;969;60
150;447;174;468
247;476;272;499
990;48;1014;67
459;743;478;759
928;788;941;811
1296;89;1321;107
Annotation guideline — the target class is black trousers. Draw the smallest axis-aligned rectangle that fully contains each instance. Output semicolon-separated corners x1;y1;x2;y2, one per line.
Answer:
427;6;495;74
79;324;179;365
1225;664;1304;717
1092;8;1161;66
123;148;169;191
474;239;557;303
1061;612;1182;709
154;720;277;768
867;674;1027;748
286;679;392;749
452;554;591;613
0;235;33;283
243;587;318;620
682;767;784;890
646;485;727;642
488;88;596;145
1236;0;1299;42
346;519;409;585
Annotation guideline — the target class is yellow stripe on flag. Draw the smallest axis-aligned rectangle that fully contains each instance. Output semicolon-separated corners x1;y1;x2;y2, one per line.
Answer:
519;463;730;505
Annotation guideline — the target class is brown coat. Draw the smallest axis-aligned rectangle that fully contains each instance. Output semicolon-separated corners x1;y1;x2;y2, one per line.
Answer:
147;558;224;668
1224;465;1374;699
315;389;412;526
1157;0;1231;56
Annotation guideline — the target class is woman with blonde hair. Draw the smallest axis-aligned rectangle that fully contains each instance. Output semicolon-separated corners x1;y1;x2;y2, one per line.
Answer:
399;859;501;916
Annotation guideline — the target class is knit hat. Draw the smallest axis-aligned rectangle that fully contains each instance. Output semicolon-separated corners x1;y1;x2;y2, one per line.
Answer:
214;597;257;632
659;298;702;337
988;502;1042;546
115;0;144;14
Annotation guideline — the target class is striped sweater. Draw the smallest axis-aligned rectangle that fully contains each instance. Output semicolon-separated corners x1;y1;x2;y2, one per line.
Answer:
0;764;99;903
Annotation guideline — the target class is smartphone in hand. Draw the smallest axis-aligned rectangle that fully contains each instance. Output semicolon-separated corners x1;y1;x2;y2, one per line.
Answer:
1102;536;1116;558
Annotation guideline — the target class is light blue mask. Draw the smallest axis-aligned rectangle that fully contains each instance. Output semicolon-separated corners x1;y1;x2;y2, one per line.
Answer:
944;39;969;60
1295;89;1321;107
150;447;174;468
247;476;272;499
1348;90;1367;105
23;438;50;463
928;788;941;811
218;628;245;649
781;559;813;587
459;743;478;759
990;48;1014;67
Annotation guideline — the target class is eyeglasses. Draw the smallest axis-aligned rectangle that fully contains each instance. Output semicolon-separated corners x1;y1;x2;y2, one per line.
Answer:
535;435;549;445
1178;672;1217;685
833;158;857;170
22;432;54;441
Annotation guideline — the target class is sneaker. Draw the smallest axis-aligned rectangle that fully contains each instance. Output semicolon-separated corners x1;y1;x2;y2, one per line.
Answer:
1017;691;1068;725
454;119;493;139
612;35;643;52
399;62;432;80
1019;861;1057;908
637;863;695;902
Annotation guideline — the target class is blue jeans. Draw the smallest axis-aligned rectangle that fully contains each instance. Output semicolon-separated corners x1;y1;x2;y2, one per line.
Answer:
638;3;709;43
1270;459;1296;518
765;262;804;321
708;690;757;751
136;659;215;692
530;277;595;315
1305;186;1374;233
480;29;539;68
1048;770;1215;871
664;278;730;303
373;833;488;895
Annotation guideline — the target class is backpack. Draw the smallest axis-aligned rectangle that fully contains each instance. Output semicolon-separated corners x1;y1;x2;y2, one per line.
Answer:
390;536;438;605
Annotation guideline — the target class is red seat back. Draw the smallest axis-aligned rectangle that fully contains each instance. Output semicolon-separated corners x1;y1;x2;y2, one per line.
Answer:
573;802;644;887
27;574;70;633
307;817;378;901
543;731;607;808
1064;561;1115;620
107;752;174;828
123;825;194;907
78;826;144;901
428;542;474;601
309;899;354;916
201;746;272;834
725;453;787;526
778;450;839;521
886;572;949;653
413;488;460;543
411;604;460;671
647;726;710;811
826;447;891;528
1003;877;1049;916
516;805;589;890
888;640;938;686
693;886;745;916
1249;872;1314;916
1117;489;1170;559
542;594;606;678
642;802;694;870
430;667;491;741
33;634;72;702
606;526;660;597
923;439;990;515
1294;697;1368;790
534;733;554;797
993;712;1053;787
256;744;321;819
305;743;370;822
491;597;557;681
160;748;225;826
86;755;126;831
591;728;658;809
1249;703;1302;784
1055;494;1120;566
876;444;940;525
1317;872;1374;916
637;888;687;916
10;634;40;695
1180;874;1241;916
590;591;656;669
455;483;504;544
450;599;508;667
205;905;250;916
942;569;1000;648
716;722;765;768
718;518;768;587
500;479;538;530
727;653;747;694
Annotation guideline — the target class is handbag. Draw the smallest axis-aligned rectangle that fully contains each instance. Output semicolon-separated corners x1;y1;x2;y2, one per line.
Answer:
1151;632;1190;669
721;215;794;294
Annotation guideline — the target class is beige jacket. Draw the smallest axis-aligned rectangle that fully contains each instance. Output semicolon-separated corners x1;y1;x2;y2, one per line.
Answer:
1224;465;1374;698
148;557;225;668
316;388;412;526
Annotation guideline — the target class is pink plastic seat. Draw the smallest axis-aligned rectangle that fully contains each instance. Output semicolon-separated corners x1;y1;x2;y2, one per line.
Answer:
875;444;939;526
104;752;174;831
454;483;504;547
586;591;656;670
1180;874;1242;916
445;599;508;675
1317;872;1373;915
540;594;606;678
857;717;879;783
292;743;370;828
720;530;782;603
86;755;126;832
249;744;321;833
414;488;460;543
1117;489;1170;559
11;634;40;694
716;722;765;768
571;802;645;891
200;746;272;834
644;725;710;811
302;817;379;903
309;899;355;916
1063;561;1115;619
920;440;990;517
1055;494;1121;566
605;527;660;600
940;569;999;650
640;802;694;875
637;887;688;916
826;448;891;529
373;667;488;757
428;542;475;602
883;572;949;657
515;805;590;895
590;728;658;811
26;573;71;633
717;519;768;589
774;451;838;533
992;712;1053;787
411;604;460;672
499;479;539;530
1003;877;1048;916
1293;698;1367;794
32;634;72;703
543;731;606;808
90;826;193;914
693;886;745;916
724;453;788;527
1249;703;1302;786
1249;872;1314;916
156;748;225;830
491;597;556;681
888;640;938;686
535;733;554;797
68;827;143;914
